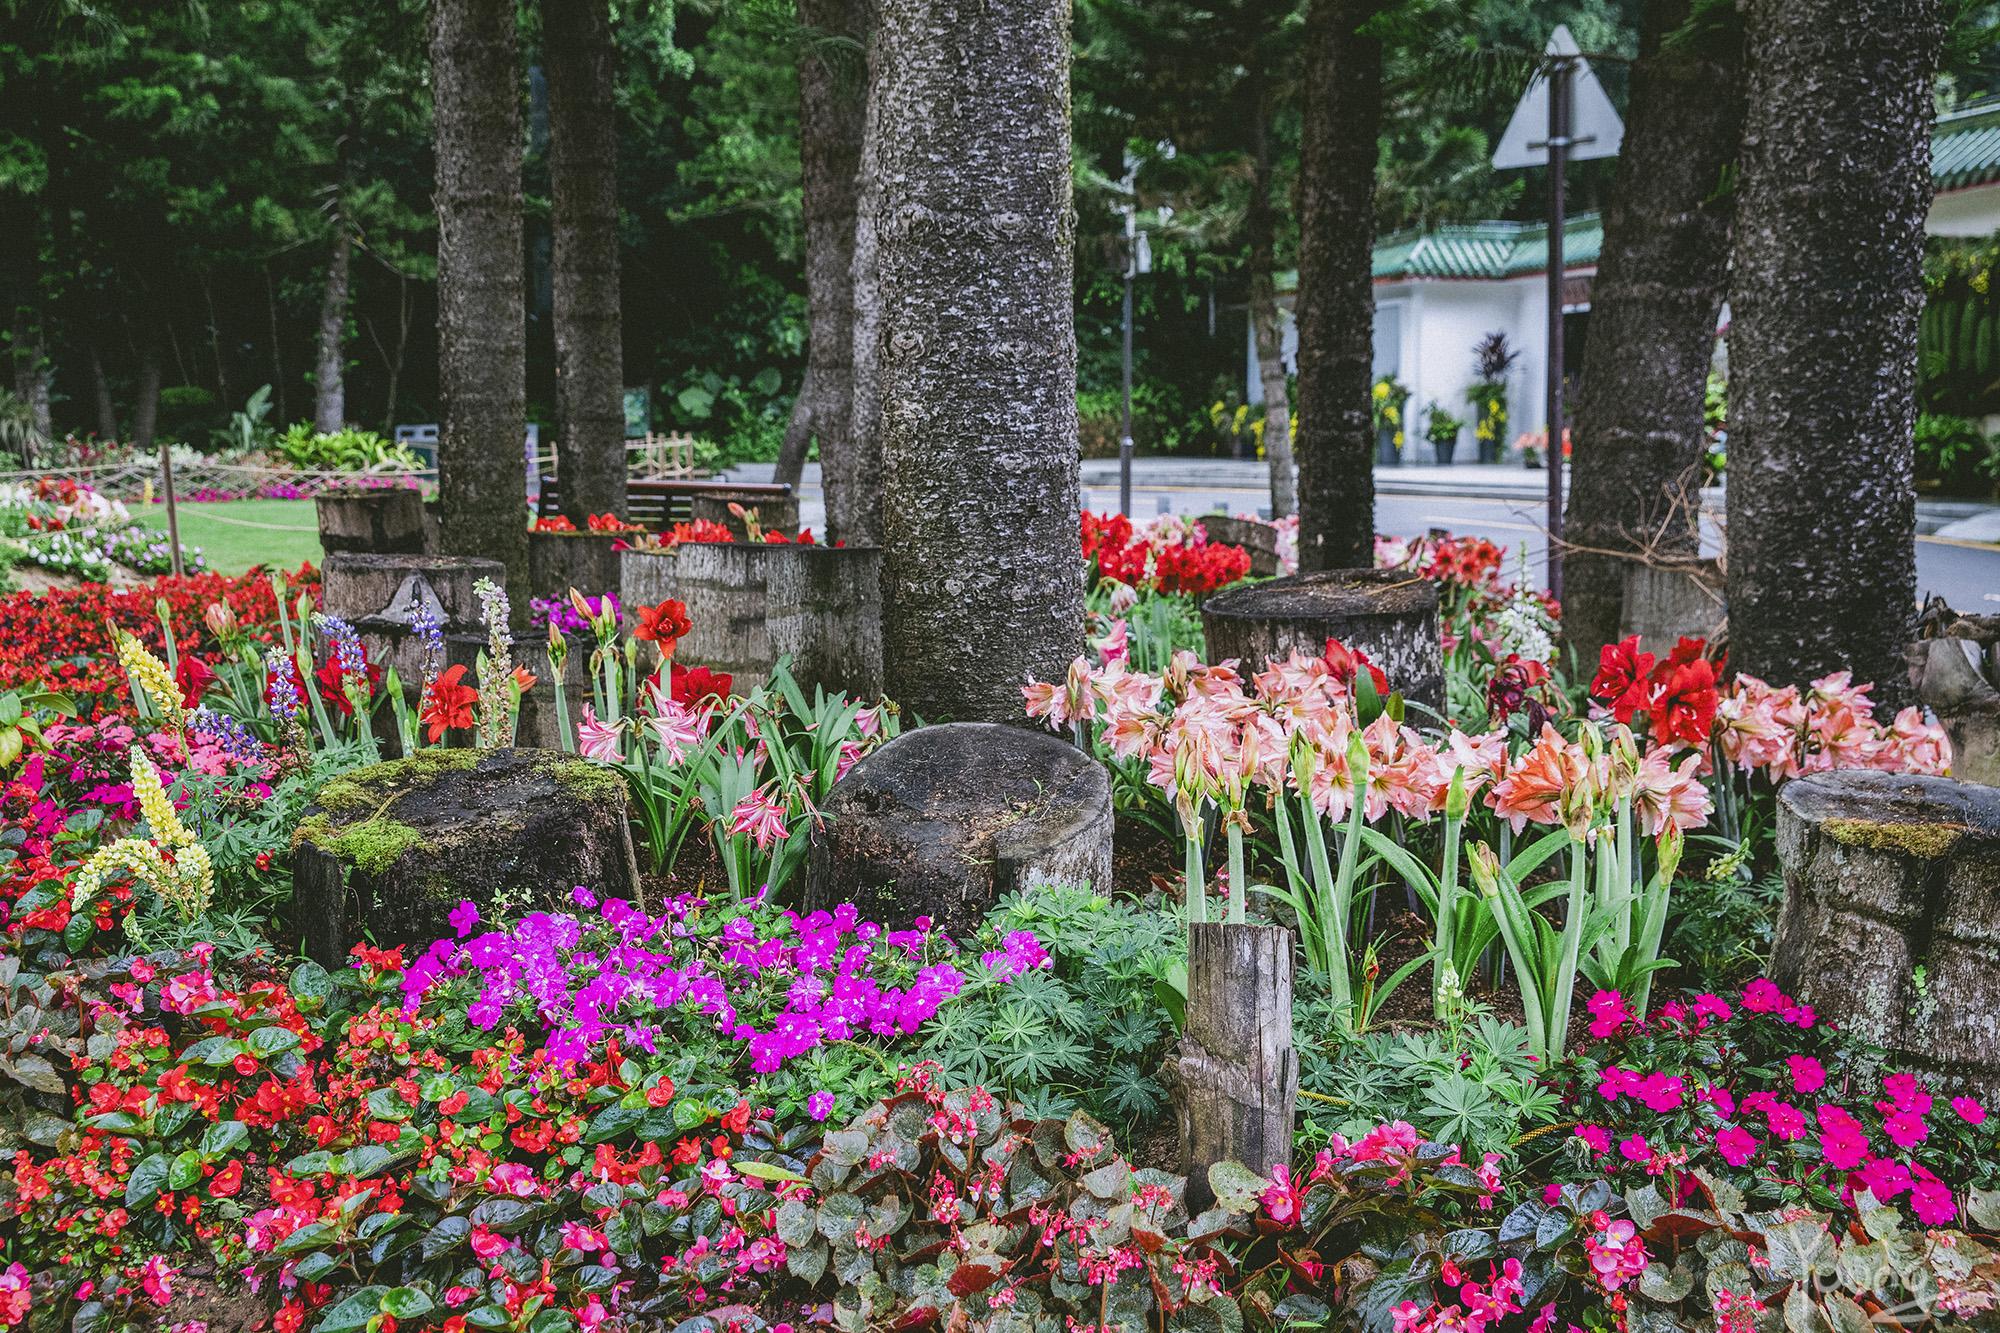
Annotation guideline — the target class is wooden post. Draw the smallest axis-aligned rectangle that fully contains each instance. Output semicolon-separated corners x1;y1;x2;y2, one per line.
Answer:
159;440;184;578
1171;921;1296;1210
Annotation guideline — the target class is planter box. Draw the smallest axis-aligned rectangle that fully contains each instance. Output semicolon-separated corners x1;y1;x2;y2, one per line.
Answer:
689;489;802;540
316;486;428;557
619;547;678;611
676;541;882;698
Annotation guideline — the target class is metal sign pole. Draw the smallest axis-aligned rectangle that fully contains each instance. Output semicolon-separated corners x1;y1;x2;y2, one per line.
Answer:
1544;56;1571;602
1119;205;1137;517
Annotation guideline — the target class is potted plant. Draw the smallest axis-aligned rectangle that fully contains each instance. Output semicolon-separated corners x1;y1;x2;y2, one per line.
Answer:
1467;332;1518;464
1425;403;1464;465
1371;376;1410;466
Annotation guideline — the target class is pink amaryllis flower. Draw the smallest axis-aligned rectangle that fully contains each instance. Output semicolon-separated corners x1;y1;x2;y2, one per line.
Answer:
577;703;625;763
1490;723;1592;835
1629;746;1711;836
1022;656;1096;729
729;786;790;851
648;698;709;763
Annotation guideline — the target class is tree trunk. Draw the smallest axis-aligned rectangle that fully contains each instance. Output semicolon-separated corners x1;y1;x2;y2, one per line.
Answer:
837;14;888;547
544;0;628;522
265;265;289;424
89;343;118;441
131;325;163;455
314;221;352;433
1293;0;1384;572
1247;89;1295;517
776;0;870;503
1562;0;1742;669
874;0;1084;722
10;311;50;445
431;0;530;617
1725;0;1939;704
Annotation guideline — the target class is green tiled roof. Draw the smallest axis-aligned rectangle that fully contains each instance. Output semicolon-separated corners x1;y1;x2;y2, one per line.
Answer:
1359;99;2000;283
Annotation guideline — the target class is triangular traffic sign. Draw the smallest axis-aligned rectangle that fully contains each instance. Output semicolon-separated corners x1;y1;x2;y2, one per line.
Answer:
1492;25;1625;169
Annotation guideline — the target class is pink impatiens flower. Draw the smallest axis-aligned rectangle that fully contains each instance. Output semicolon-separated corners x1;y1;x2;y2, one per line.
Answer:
1786;1054;1825;1095
1715;1125;1760;1167
1951;1095;1987;1126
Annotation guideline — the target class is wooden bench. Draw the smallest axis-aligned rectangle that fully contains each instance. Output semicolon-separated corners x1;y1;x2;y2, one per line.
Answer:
537;475;794;531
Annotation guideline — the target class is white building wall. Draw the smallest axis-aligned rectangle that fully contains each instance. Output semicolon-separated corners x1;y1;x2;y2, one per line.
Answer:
1929;184;2000;237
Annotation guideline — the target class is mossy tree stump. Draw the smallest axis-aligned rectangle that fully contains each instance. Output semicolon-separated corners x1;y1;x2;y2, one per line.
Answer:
1201;568;1443;708
804;723;1112;937
292;748;641;965
1772;771;2000;1096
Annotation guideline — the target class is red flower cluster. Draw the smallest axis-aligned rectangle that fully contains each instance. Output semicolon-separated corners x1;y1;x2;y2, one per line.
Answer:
1080;511;1252;597
532;513;645;534
1422;535;1504;588
0;566;319;713
1591;635;1721;748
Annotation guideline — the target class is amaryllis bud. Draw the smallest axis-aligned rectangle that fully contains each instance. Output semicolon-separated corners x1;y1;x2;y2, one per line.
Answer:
1445;765;1469;821
1345;729;1371;788
203;602;236;636
1467;842;1502;897
1655;826;1684;883
567;587;593;620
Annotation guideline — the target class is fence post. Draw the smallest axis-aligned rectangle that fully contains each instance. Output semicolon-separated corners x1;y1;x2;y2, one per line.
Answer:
158;440;184;578
1170;921;1296;1210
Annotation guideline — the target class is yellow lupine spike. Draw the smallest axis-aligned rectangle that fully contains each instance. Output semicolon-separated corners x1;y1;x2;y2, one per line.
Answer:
116;630;186;729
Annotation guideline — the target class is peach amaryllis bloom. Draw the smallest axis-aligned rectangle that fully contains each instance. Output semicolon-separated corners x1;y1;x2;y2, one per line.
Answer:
1629;747;1712;837
1714;677;1800;776
1488;723;1592;836
1022;656;1097;730
1884;706;1952;775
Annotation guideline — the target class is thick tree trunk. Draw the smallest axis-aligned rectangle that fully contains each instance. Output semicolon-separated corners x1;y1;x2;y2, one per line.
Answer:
874;0;1084;722
131;326;163;455
1562;0;1742;669
1293;0;1383;572
314;222;352;433
10;312;50;445
1247;92;1295;518
545;0;628;522
837;15;888;547
89;344;118;442
776;0;870;502
432;0;530;616
1725;0;1939;704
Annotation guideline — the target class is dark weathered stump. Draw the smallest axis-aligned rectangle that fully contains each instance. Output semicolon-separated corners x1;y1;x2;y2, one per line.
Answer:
1907;631;2000;787
1619;559;1724;657
805;722;1112;937
1773;771;2000;1095
527;530;623;602
677;541;883;697
1165;922;1296;1210
619;548;678;612
291;748;641;966
315;486;429;557
1202;568;1442;707
1198;515;1280;578
322;553;504;699
689;490;802;540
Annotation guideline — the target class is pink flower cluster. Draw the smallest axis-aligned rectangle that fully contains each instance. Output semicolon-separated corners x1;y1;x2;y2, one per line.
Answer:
1573;980;1992;1228
1716;670;1950;778
1026;645;1712;840
1391;1257;1526;1333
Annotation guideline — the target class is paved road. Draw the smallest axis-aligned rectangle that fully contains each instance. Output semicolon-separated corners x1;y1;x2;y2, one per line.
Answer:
728;461;2000;613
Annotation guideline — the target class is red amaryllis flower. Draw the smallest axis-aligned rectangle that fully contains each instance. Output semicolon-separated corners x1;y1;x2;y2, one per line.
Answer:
1322;637;1391;696
1486;653;1551;725
422;664;478;742
1591;636;1657;724
1647;641;1720;746
175;654;217;707
314;658;382;716
633;599;692;648
670;662;733;706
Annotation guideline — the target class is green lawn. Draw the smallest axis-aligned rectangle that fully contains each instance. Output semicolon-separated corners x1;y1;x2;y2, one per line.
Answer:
134;498;323;575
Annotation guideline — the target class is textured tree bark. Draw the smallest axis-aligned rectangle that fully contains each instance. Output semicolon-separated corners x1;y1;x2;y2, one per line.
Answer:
316;488;430;557
1563;0;1742;669
873;0;1084;722
776;0;870;497
1202;568;1443;708
432;0;530;617
1725;0;1939;704
1772;771;2000;1097
313;222;352;433
545;0;628;523
1247;91;1295;518
131;327;162;455
89;344;118;442
836;14;888;547
1293;0;1384;572
1168;922;1296;1211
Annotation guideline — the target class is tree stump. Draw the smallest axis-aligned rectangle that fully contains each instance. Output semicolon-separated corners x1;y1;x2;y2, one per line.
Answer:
804;722;1112;937
1202;568;1442;708
322;553;504;697
292;747;641;966
1619;559;1725;657
1166;922;1296;1211
527;530;623;603
677;541;883;697
619;548;677;612
1198;515;1280;578
315;486;429;557
690;490;802;540
1907;612;2000;787
1772;770;2000;1095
